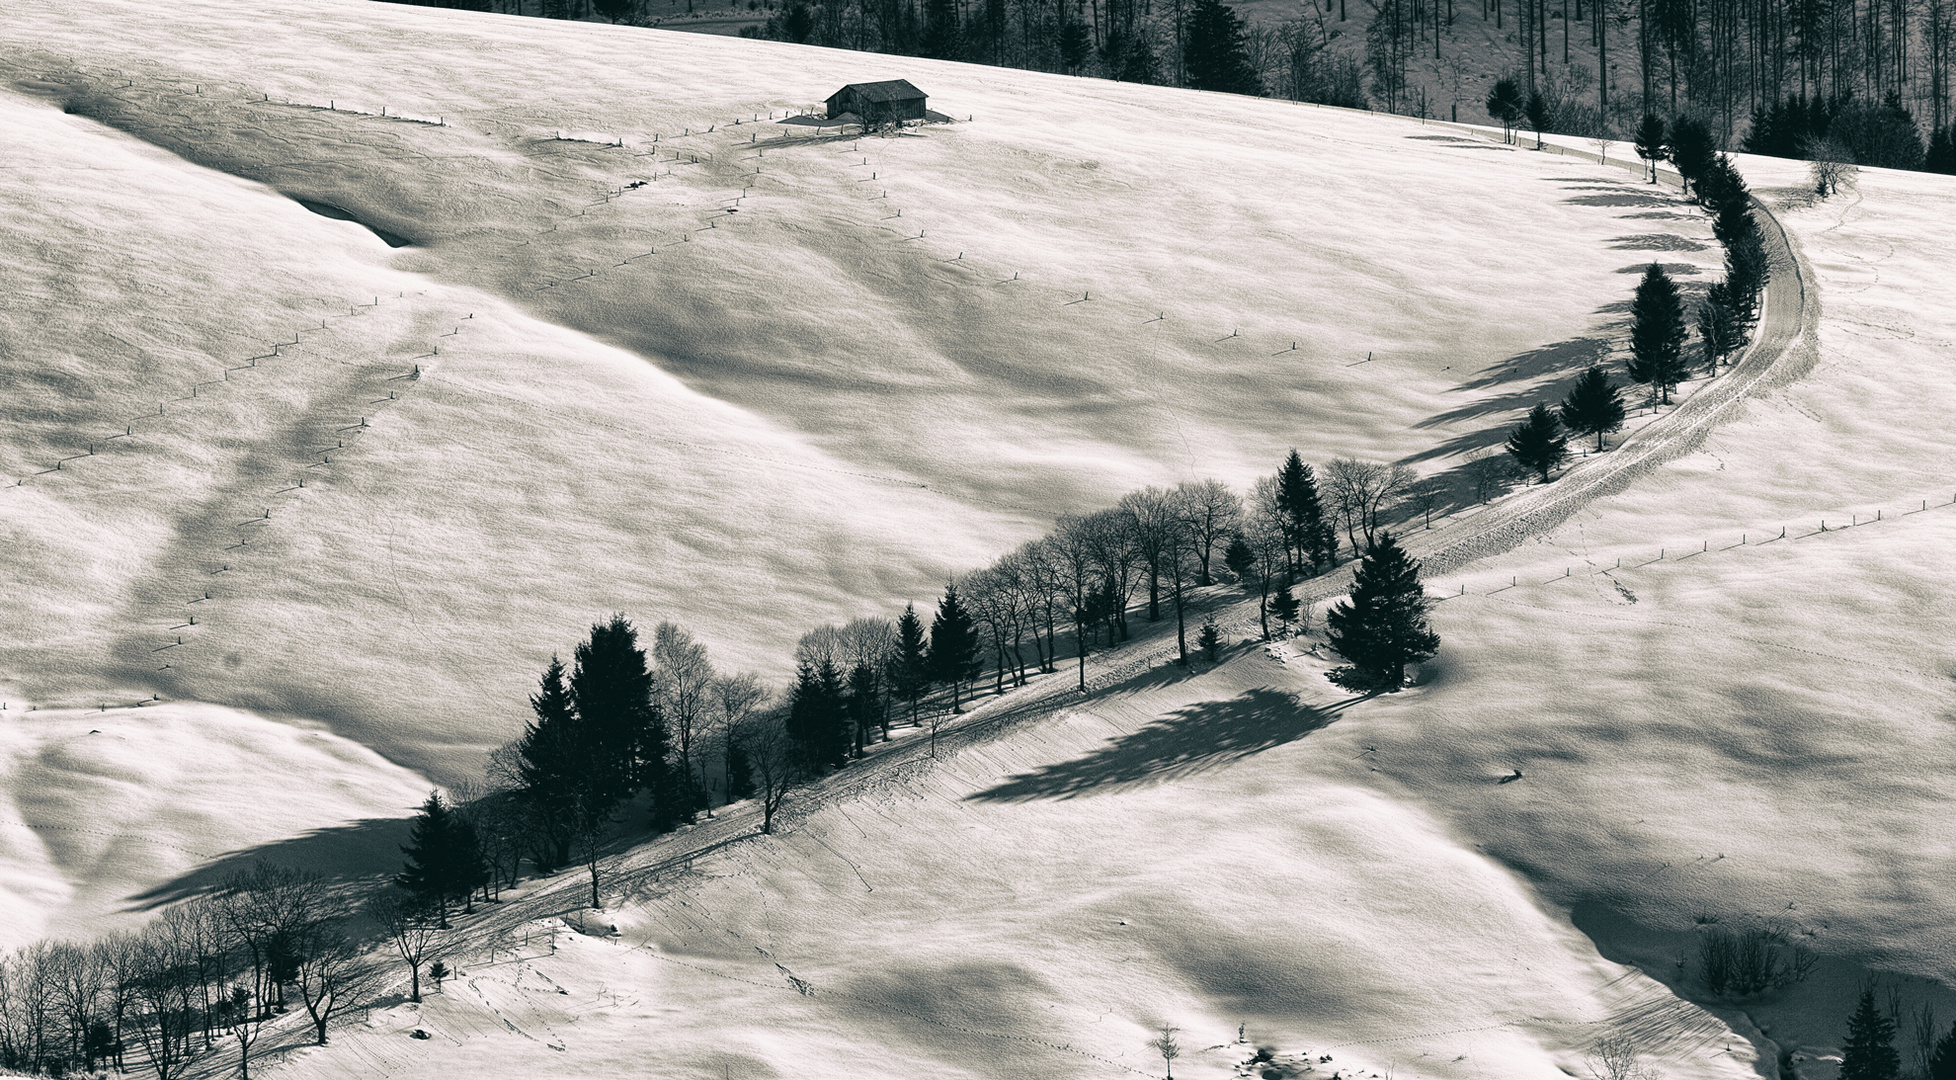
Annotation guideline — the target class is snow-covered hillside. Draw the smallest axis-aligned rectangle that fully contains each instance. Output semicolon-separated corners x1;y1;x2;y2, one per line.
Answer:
4;2;1955;1078
0;0;1726;783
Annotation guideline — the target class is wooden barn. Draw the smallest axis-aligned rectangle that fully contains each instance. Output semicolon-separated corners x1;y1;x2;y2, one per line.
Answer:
825;80;927;126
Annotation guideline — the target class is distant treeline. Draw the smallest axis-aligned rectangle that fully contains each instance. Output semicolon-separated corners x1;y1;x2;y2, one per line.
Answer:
377;0;1956;172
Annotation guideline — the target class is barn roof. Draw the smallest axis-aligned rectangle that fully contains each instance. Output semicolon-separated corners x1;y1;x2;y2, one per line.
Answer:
832;79;926;102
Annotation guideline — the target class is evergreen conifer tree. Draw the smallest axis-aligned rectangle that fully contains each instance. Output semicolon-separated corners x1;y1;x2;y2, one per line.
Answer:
1724;230;1768;321
1559;366;1627;451
920;0;963;59
888;602;932;725
518;656;583;869
1667;115;1716;194
569;616;659;806
1627;263;1689;404
1524;90;1550;148
1268;585;1302;637
1840;985;1902;1080
1698;286;1746;373
1197;618;1222;662
397;793;465;928
1486;77;1523;143
786;662;849;768
1184;0;1263;95
1927;1019;1956;1080
1275;451;1337;575
929;582;983;713
1634;113;1668;182
1506;403;1570;482
1324;533;1438;691
1928;126;1956;175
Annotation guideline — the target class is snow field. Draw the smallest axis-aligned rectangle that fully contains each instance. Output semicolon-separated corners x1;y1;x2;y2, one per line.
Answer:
2;0;1732;787
0;702;430;950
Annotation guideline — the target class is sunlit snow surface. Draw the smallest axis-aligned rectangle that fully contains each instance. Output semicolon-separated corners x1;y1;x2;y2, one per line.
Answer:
2;3;1955;1078
0;2;1724;778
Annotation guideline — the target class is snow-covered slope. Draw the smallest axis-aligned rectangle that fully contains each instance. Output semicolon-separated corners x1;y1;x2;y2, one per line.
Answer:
0;0;1726;783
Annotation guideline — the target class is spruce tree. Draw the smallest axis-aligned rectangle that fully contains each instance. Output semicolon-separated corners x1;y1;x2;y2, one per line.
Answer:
786;662;848;768
1184;0;1263;95
1634;112;1668;182
518;656;583;869
1724;230;1768;321
1627;262;1688;404
1559;365;1626;451
929;582;983;713
1325;533;1439;691
1698;285;1745;373
1524;90;1550;148
1268;585;1302;637
1506;403;1570;483
1927;1020;1956;1080
1928;125;1956;175
1275;450;1337;575
724;736;755;801
569;616;658;805
1840;985;1901;1080
888;602;932;726
397;793;463;928
1668;115;1716;194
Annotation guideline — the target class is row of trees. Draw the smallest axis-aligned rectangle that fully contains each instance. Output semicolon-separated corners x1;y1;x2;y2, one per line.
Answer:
0;865;384;1080
1503;118;1769;483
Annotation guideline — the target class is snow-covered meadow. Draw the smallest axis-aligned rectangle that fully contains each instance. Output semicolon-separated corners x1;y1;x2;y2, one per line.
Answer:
1;1;1953;1077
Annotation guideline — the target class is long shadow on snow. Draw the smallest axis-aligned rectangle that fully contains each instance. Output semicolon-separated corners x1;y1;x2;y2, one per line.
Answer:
122;816;411;911
966;687;1357;802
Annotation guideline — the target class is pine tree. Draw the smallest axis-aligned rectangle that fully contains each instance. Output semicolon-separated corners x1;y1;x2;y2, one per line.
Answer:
569;615;658;806
397;793;464;928
1698;285;1745;373
1506;403;1570;482
1840;985;1901;1080
1275;451;1337;575
1486;77;1524;143
1634;113;1668;182
1197;618;1223;662
1724;230;1768;321
518;656;584;870
1928;126;1956;175
1668;115;1716;194
1524;90;1550;148
888;602;932;725
1559;366;1626;451
929;581;983;713
1627;263;1689;404
1268;584;1302;637
1184;0;1263;95
1927;1020;1956;1080
1325;533;1438;691
786;662;849;768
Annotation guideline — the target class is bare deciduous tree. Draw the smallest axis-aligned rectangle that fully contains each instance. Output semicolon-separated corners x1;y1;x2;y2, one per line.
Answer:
370;890;442;1004
653;621;715;811
739;708;805;834
1585;1033;1658;1080
1175;478;1243;585
290;921;385;1046
1322;458;1418;552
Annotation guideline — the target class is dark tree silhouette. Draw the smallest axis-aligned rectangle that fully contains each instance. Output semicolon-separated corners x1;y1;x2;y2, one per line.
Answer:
888;602;932;725
1506;403;1570;482
1185;0;1263;94
929;581;984;712
786;661;849;768
1274;450;1337;576
1633;112;1668;182
1698;285;1746;373
1627;262;1689;404
1559;366;1626;451
1840;984;1901;1080
395;793;480;928
1486;77;1524;143
1667;115;1716;194
1927;1018;1956;1080
1325;533;1439;691
1524;90;1551;147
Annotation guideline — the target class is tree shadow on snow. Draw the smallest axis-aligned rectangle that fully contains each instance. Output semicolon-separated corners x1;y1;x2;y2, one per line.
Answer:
123;816;412;912
1563;191;1684;208
1609;233;1708;251
966;688;1358;802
